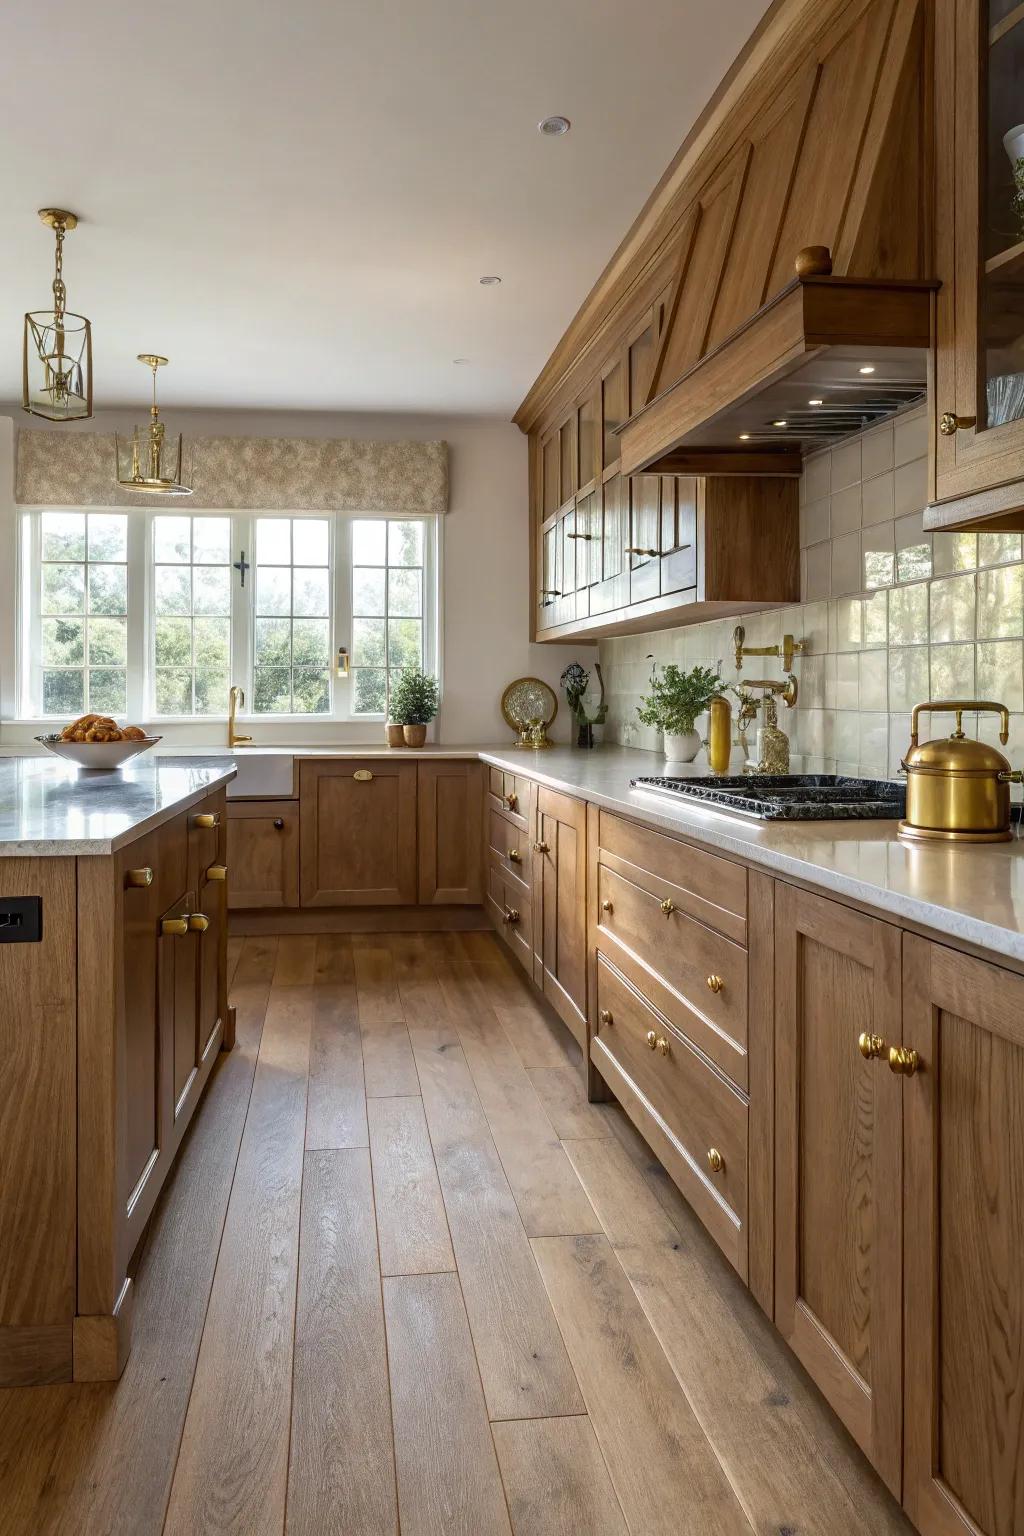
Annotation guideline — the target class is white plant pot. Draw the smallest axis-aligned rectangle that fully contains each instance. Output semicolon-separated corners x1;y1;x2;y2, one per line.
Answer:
1004;123;1024;166
663;729;701;763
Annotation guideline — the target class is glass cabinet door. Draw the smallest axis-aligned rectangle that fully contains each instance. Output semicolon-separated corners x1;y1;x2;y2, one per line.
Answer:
982;4;1024;429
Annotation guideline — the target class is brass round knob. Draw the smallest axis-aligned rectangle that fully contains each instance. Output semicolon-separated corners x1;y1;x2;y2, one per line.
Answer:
207;864;227;882
707;1147;724;1174
161;916;188;937
508;848;522;863
503;908;520;926
888;1045;920;1077
273;817;284;830
657;1035;671;1056
599;1008;613;1026
660;897;676;917
646;1029;658;1051
794;244;832;277
126;867;153;888
533;840;549;854
858;1031;887;1061
706;974;723;994
193;812;219;829
601;899;614;914
939;411;976;437
188;912;210;933
503;793;518;811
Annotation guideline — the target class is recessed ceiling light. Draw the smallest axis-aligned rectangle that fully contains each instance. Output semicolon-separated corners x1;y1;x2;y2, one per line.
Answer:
739;433;751;441
859;364;875;375
538;115;571;136
452;358;470;366
809;398;824;406
479;275;502;286
772;419;788;428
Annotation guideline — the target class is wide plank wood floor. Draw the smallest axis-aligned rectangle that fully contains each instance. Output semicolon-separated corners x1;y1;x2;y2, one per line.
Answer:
0;930;912;1536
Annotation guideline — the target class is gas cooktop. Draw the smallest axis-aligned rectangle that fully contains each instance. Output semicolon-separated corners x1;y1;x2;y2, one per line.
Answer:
629;774;906;821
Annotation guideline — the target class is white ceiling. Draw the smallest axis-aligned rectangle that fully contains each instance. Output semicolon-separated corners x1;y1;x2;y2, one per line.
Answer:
1;0;768;417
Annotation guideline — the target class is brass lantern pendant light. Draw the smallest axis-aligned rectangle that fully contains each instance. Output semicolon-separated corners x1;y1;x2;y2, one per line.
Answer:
23;208;93;421
115;354;193;496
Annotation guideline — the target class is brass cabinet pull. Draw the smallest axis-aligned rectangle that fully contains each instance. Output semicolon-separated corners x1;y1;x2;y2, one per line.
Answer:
660;897;676;917
626;546;659;557
507;847;522;863
599;1008;613;1026
939;411;977;436
707;1147;724;1174
657;1035;671;1056
207;864;227;882
706;974;723;993
503;908;520;926
273;817;285;830
161;916;188;937
539;589;562;598
566;531;594;540
188;912;210;933
646;1029;658;1050
888;1045;920;1077
503;792;518;811
858;1031;888;1061
353;769;374;782
601;898;614;913
126;867;153;888
533;840;549;853
193;812;219;829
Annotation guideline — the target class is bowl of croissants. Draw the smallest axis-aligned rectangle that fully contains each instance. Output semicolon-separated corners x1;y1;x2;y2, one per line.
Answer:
35;715;161;769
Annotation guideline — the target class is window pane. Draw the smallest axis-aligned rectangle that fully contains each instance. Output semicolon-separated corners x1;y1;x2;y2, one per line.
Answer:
354;568;386;616
292;618;330;668
42;512;86;562
87;514;127;562
292;519;329;565
192;517;230;564
353;617;386;667
193;616;231;668
352;519;386;565
193;565;230;616
353;668;387;715
388;568;421;617
155;566;191;615
88;564;127;616
155;616;193;667
153;516;191;563
43;670;84;715
257;518;291;564
253;667;291;713
194;667;229;715
155;669;192;714
292;670;330;713
90;668;126;714
88;616;127;666
42;618;84;666
388;521;423;567
255;617;291;666
388;617;421;669
292;568;329;616
256;566;290;615
42;563;85;615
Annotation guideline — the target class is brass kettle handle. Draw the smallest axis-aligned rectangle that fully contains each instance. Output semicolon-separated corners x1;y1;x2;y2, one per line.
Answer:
939;412;976;436
908;699;1010;747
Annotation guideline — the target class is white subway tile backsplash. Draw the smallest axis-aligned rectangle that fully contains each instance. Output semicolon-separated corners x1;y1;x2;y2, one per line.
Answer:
933;530;978;575
889;582;929;646
800;497;830;548
977;564;1024;639
861;422;894;480
979;531;1023;567
977;640;1024;711
894;407;928;467
831;439;862;492
861;470;895;527
888;646;929;711
805;541;830;602
930;643;975;699
893;456;928;519
929;574;976;644
895;513;932;584
802;450;830;505
831;532;862;597
830;483;862;536
862;522;896;589
859;650;889;712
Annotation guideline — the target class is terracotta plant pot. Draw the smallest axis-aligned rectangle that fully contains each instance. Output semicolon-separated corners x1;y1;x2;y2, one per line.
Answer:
403;723;427;748
385;722;404;747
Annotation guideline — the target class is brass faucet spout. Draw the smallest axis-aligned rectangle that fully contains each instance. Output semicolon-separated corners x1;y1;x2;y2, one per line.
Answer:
228;685;253;748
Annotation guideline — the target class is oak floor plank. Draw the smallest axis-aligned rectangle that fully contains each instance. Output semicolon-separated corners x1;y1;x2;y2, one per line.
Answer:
368;1096;455;1276
226;935;244;990
388;933;461;1053
457;937;576;1071
491;1416;628;1536
353;939;419;1096
272;934;318;988
0;937;277;1536
531;1233;750;1536
286;1148;398;1536
527;1063;618;1141
306;937;367;1150
163;983;313;1536
413;1029;584;1421
576;1121;913;1536
383;1273;512;1536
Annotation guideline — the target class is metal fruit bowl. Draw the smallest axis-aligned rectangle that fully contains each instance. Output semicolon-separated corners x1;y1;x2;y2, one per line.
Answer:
35;734;162;769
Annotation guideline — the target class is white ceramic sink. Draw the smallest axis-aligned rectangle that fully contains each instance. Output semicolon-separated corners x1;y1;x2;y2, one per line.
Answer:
225;752;296;798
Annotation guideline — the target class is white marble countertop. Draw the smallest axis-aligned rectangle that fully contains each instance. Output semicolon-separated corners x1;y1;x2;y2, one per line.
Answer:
0;755;236;856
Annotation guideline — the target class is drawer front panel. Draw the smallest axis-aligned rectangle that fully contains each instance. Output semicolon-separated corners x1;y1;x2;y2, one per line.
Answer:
486;769;533;833
594;956;747;1270
487;808;532;887
486;866;533;972
597;808;747;942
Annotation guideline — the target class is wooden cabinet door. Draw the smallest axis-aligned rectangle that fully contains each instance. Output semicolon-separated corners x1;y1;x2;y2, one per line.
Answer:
226;800;299;908
417;760;482;904
299;759;417;906
535;787;587;1047
774;883;903;1496
161;890;202;1127
902;937;1024;1536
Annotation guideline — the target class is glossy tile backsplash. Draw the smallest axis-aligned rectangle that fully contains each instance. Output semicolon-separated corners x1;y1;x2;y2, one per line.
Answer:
599;406;1024;782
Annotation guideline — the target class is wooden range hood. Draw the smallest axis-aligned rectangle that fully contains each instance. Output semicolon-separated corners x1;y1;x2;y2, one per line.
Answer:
618;266;936;479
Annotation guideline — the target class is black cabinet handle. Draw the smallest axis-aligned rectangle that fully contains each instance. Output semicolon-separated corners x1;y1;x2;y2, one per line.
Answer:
273;818;284;830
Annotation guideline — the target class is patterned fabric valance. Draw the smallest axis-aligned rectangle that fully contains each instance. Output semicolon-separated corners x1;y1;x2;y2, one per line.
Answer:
16;430;449;513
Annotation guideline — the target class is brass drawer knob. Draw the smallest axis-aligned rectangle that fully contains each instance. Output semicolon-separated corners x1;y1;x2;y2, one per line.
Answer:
599;1008;613;1026
193;812;219;829
188;912;210;933
353;769;373;781
707;1147;724;1174
126;867;153;888
657;1035;671;1056
161;916;188;937
646;1029;658;1051
601;899;614;914
888;1045;920;1077
706;974;723;994
503;908;520;926
207;864;228;882
273;817;285;830
533;840;549;853
660;897;676;917
858;1031;887;1061
503;792;518;811
508;847;522;863
939;411;976;437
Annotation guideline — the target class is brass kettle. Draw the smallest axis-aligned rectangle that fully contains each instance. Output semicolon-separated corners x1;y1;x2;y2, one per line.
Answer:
899;700;1022;843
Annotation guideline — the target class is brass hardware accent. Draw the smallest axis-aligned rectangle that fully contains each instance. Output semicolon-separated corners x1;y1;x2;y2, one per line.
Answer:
707;695;732;773
228;685;252;748
193;812;219;829
188;912;210;933
859;1031;887;1060
503;792;518;811
626;546;659;558
900;699;1021;842
539;588;562;600
732;625;805;674
353;769;374;782
207;864;227;882
707;1147;724;1173
115;354;193;495
795;244;832;277
507;847;522;863
273;817;284;830
939;412;976;436
126;867;153;888
657;1035;671;1056
533;840;549;853
706;974;723;994
659;897;676;917
599;1008;614;1026
502;908;520;926
566;531;594;540
501;677;557;751
888;1045;920;1077
161;916;188;937
601;898;614;913
24;208;93;422
646;1030;658;1051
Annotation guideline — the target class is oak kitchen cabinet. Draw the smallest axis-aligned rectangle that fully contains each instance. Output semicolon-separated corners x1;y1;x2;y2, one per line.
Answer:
226;798;299;909
417;760;483;905
299;758;418;906
534;786;588;1048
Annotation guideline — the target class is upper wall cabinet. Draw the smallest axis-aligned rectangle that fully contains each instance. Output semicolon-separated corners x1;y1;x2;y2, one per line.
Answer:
928;0;1024;528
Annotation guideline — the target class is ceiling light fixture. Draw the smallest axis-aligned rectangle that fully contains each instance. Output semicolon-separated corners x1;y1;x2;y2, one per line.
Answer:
809;398;824;406
23;208;92;421
859;364;876;375
739;433;751;441
453;358;470;366
479;275;502;286
115;355;193;496
772;419;788;428
538;115;571;136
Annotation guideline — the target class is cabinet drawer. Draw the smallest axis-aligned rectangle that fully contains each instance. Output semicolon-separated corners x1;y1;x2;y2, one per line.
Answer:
595;808;746;942
486;808;532;886
486;866;533;973
596;861;747;1087
593;956;747;1275
486;768;534;833
226;800;299;909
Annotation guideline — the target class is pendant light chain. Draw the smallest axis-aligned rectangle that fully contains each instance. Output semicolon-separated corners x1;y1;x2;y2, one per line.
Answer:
52;219;66;327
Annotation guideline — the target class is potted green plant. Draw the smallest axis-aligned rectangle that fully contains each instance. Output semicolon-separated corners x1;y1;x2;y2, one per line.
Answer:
390;666;440;747
636;663;722;763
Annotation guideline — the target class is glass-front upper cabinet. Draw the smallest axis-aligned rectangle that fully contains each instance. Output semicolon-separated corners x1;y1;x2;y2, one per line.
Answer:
935;0;1024;510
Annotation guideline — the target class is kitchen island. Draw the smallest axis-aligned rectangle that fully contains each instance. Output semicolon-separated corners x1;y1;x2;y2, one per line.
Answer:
0;756;235;1386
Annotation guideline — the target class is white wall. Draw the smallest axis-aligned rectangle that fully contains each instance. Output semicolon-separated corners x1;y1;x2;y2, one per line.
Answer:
2;406;579;744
